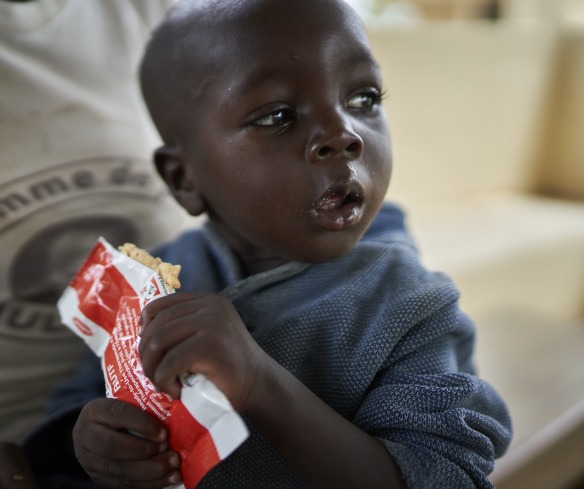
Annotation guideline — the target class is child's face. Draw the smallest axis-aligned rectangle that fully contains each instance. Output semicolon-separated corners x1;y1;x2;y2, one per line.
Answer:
173;0;392;267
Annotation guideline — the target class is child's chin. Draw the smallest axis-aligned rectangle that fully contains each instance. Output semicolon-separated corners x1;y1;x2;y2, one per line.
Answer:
296;235;363;265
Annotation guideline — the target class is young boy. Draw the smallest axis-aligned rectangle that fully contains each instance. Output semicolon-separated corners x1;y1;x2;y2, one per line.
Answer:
24;0;512;487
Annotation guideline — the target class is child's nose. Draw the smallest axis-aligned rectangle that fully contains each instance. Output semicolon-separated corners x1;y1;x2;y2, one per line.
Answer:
306;114;363;164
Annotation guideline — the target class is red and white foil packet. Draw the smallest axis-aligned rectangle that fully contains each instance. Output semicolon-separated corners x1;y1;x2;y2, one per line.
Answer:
57;238;248;489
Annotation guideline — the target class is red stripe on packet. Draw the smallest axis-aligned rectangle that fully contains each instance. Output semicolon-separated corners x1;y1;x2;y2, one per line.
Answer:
168;401;221;488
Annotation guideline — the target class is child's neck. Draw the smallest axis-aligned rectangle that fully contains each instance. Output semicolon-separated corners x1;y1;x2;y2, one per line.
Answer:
235;249;289;277
210;218;289;277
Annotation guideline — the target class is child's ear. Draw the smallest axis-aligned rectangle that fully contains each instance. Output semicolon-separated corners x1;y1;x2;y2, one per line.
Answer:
154;146;206;216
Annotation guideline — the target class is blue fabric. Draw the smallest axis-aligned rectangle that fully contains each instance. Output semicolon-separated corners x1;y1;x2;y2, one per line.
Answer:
24;202;512;488
153;201;512;488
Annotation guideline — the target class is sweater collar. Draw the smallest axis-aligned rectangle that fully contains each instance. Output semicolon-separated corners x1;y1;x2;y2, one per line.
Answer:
201;221;309;299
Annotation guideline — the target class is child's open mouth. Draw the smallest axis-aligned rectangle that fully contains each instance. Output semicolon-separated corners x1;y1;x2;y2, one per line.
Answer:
310;181;365;231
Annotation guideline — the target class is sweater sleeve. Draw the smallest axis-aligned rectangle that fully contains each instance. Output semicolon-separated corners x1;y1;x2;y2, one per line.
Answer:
22;351;105;483
353;299;512;489
45;351;105;418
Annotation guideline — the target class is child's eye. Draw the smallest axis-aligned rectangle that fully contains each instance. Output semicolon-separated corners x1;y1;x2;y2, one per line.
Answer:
251;107;296;127
346;87;385;110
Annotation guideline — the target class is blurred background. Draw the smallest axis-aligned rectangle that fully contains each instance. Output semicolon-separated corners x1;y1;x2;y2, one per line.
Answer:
347;1;584;488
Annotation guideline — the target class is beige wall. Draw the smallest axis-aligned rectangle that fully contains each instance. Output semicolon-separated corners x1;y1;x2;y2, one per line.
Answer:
367;23;558;208
408;0;495;19
501;0;584;20
368;17;584;207
537;27;584;199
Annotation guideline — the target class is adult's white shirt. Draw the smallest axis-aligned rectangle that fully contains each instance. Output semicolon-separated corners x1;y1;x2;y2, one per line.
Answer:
0;0;187;442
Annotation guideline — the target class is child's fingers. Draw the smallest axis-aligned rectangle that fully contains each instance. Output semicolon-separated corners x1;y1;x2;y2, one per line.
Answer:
148;336;211;398
140;320;199;398
140;297;221;395
139;300;205;374
140;292;204;332
139;293;258;402
77;449;182;489
75;416;165;461
80;398;167;443
74;401;182;488
74;399;168;461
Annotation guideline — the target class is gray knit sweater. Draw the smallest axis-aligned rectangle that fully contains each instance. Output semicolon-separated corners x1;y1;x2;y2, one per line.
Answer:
154;203;512;488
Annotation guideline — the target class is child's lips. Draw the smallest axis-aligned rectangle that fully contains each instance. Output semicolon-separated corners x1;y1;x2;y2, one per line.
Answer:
310;181;365;231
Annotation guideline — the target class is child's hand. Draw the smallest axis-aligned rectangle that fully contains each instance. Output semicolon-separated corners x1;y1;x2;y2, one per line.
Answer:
73;398;181;489
139;293;266;411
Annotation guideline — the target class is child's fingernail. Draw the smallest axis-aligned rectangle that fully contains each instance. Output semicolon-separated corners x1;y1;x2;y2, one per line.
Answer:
169;453;181;469
169;471;182;484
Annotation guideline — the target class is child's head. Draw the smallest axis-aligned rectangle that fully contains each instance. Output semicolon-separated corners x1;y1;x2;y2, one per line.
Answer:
141;0;393;271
